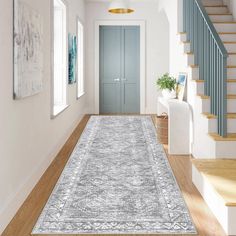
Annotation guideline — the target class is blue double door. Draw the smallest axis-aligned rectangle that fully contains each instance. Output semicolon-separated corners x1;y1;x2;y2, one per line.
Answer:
99;26;140;114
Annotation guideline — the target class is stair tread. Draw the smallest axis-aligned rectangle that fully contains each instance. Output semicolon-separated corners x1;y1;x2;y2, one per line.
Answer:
202;112;236;119
204;5;227;7
223;41;236;43
198;94;236;99
193;79;236;83
213;21;236;24
190;65;236;68
227;66;236;68
209;133;236;141
208;13;232;15
192;159;236;206
218;32;236;34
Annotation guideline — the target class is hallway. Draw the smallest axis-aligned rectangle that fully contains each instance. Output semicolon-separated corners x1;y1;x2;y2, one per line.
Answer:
2;116;226;236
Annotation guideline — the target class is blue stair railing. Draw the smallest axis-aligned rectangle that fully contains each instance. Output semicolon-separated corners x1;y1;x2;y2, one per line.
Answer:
183;0;228;137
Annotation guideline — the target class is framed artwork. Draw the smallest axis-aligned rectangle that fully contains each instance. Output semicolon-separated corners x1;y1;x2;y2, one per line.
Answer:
13;0;43;99
176;73;187;101
68;34;77;84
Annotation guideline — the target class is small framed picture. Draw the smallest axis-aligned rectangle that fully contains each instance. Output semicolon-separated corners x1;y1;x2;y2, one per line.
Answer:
176;73;187;101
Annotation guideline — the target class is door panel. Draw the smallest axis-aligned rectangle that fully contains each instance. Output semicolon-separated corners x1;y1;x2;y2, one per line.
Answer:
122;26;140;113
102;83;120;113
100;26;121;114
99;26;140;114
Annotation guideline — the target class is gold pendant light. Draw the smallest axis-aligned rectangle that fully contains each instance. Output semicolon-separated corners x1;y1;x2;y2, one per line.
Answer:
108;0;134;14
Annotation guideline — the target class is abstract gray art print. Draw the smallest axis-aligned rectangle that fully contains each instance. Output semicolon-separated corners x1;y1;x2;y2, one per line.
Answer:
14;0;43;99
32;116;196;235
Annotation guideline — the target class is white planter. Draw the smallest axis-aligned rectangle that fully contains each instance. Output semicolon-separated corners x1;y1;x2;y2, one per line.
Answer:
162;89;176;99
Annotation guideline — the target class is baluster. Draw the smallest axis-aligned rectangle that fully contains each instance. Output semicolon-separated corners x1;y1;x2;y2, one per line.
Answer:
222;56;227;137
183;0;186;32
204;23;207;94
183;0;228;137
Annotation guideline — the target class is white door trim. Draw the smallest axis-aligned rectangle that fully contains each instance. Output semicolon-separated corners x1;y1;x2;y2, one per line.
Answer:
94;20;146;114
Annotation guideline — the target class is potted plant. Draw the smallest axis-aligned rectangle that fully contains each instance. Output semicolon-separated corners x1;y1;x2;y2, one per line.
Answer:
156;73;177;99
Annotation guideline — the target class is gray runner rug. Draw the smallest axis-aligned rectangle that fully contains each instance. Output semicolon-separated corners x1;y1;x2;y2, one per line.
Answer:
32;116;196;235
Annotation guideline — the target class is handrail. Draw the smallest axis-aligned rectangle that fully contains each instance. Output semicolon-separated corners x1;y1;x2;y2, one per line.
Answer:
195;0;228;57
183;0;228;137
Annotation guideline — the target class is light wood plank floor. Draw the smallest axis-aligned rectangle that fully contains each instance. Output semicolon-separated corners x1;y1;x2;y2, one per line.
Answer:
1;115;227;236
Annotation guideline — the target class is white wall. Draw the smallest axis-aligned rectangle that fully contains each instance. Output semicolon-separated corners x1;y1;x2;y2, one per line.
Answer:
0;0;86;233
85;0;169;114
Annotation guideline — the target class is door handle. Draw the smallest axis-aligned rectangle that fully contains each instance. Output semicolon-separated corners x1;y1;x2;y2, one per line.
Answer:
114;78;120;82
121;78;127;81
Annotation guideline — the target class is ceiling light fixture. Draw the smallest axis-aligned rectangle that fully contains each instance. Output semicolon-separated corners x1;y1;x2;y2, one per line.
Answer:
108;0;134;14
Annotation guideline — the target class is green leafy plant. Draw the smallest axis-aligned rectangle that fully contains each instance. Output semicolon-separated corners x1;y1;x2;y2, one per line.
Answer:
156;73;177;91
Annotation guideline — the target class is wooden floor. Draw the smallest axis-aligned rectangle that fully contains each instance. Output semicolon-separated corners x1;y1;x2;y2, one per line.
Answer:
1;115;227;236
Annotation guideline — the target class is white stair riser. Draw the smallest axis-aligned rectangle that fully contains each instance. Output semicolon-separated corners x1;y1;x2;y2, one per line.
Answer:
188;68;236;81
202;0;223;5
189;66;236;80
184;43;191;53
186;54;194;66
227;68;236;78
199;98;210;113
219;34;236;42
215;141;236;159
201;98;236;113
224;43;236;52
228;54;236;65
214;23;236;33
209;15;233;22
194;81;236;95
180;33;187;42
208;118;236;133
228;82;236;94
190;67;199;79
205;6;228;14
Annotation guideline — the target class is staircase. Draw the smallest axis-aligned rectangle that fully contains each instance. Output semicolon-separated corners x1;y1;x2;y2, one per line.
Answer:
180;0;236;159
180;0;236;235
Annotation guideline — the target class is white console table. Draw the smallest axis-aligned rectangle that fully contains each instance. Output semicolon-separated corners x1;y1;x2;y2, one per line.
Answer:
157;97;191;155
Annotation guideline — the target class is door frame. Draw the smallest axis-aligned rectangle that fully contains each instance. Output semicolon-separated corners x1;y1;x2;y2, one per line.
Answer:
95;20;146;114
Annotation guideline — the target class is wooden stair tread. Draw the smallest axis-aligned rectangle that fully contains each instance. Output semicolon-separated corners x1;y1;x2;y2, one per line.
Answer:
228;94;236;99
198;94;236;99
202;112;236;119
213;21;236;24
193;79;236;83
218;32;236;34
191;65;236;69
228;79;236;82
192;159;236;206
209;133;236;141
227;66;236;68
204;5;227;7
190;65;198;68
223;41;236;44
208;13;232;15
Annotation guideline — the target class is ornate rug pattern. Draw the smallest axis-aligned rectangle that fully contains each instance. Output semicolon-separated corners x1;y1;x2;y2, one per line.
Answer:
32;116;196;234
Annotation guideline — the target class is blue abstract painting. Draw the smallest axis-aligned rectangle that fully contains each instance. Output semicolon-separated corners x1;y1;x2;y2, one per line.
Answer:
68;34;77;84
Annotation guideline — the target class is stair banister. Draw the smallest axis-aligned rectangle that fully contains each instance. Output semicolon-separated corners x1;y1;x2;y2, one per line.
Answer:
183;0;228;137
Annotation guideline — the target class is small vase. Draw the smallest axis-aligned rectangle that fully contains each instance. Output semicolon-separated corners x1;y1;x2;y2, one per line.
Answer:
162;89;176;99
